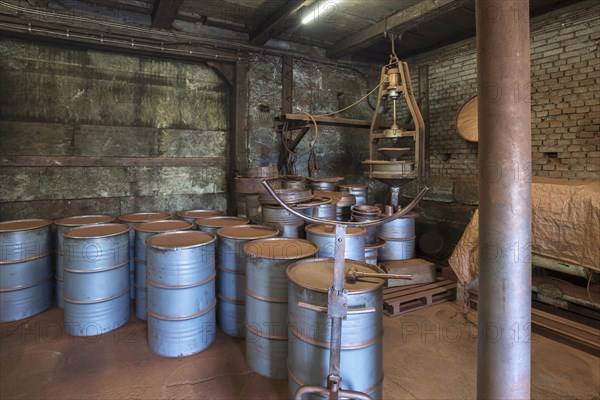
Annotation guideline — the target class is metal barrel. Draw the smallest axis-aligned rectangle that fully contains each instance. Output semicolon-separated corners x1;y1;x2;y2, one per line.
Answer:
378;212;417;261
286;258;385;399
195;216;249;235
146;231;217;357
305;224;367;262
243;238;319;379
262;205;305;239
54;215;113;308
63;224;130;336
118;212;171;299
351;205;382;245
216;225;279;338
365;238;385;265
338;184;368;205
308;180;337;192
245;194;262;224
134;220;193;320
176;209;224;224
236;193;248;218
0;219;53;322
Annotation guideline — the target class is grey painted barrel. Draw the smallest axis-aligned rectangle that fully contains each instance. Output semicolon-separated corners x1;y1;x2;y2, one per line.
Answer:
305;224;367;262
245;194;262;224
365;238;385;265
54;215;113;308
378;212;417;261
134;220;193;320
287;258;385;399
0;219;53;322
379;212;417;239
338;184;368;205
377;237;416;261
262;205;305;239
63;224;130;336
195;216;249;235
146;231;217;357
243;238;318;379
176;209;224;224
308;180;337;192
216;225;279;338
351;205;382;246
298;203;337;220
118;212;171;299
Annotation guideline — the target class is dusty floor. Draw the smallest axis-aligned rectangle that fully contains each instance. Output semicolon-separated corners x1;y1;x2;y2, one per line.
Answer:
1;302;598;399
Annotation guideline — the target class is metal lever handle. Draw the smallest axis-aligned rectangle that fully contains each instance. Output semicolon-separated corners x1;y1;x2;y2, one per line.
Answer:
345;267;412;283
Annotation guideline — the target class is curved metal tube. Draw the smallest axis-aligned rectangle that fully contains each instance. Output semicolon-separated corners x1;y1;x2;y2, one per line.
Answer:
261;181;429;228
294;385;373;400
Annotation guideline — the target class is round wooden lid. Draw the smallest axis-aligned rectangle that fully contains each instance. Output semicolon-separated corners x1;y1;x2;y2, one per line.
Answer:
147;231;215;249
134;220;192;233
55;215;113;227
286;258;385;293
243;238;318;260
217;224;278;240
176;209;224;219
118;212;171;223
64;223;130;238
456;95;478;142
0;219;52;232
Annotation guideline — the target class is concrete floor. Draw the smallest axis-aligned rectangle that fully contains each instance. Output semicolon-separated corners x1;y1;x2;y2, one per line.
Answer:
1;302;598;399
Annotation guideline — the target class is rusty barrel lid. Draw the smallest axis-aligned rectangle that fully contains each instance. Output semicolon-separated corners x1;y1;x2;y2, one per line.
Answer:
146;231;216;250
176;209;225;219
243;238;318;260
118;212;171;223
195;216;249;228
0;219;52;232
64;223;130;239
286;258;385;294
55;215;114;227
305;224;366;237
217;224;278;240
134;220;192;233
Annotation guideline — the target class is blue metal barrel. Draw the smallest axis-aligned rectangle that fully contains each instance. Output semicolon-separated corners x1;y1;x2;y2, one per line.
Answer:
63;224;130;336
378;211;417;261
146;231;217;357
216;225;279;337
0;219;53;322
195;216;249;235
262;205;305;238
243;238;318;379
286;258;385;399
305;224;367;262
133;220;193;320
54;215;113;308
176;209;224;224
118;212;171;299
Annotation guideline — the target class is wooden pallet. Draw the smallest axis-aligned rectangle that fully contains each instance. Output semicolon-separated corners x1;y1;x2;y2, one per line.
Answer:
383;277;457;317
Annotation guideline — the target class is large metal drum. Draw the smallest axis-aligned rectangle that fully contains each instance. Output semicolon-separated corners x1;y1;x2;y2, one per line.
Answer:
378;212;417;261
146;231;217;357
287;258;385;399
195;216;249;235
63;224;130;336
243;238;318;379
118;212;171;299
379;212;416;239
54;215;113;308
262;205;305;239
305;224;367;262
216;225;279;338
176;209;224;224
338;184;368;205
0;219;53;322
134;220;193;320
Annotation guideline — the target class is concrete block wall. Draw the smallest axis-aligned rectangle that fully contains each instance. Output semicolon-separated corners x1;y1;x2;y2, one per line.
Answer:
0;37;229;220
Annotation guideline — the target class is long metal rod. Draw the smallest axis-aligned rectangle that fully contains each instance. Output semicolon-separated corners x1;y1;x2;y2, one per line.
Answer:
261;181;429;227
476;1;532;399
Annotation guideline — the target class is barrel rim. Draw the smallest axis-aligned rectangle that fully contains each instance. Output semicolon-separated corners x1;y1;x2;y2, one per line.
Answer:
134;219;193;233
195;216;249;228
365;238;386;249
242;238;319;260
176;209;225;219
216;224;279;240
146;230;216;250
63;223;130;239
118;211;171;223
0;218;52;232
286;257;385;294
305;224;366;237
54;215;114;227
377;235;416;241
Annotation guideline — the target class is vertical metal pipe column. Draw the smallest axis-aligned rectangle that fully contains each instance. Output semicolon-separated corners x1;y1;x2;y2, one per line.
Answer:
476;1;532;399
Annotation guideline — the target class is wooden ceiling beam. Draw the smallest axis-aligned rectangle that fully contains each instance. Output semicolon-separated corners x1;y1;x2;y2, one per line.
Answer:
151;0;184;29
326;0;468;59
249;0;316;45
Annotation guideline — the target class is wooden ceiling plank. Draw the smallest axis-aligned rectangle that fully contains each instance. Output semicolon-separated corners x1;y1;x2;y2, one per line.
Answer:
249;0;316;45
326;0;468;59
151;0;184;29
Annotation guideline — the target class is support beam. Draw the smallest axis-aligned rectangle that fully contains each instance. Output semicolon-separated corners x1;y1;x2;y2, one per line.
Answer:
234;58;250;176
476;0;532;399
249;0;316;45
151;0;183;29
327;0;466;59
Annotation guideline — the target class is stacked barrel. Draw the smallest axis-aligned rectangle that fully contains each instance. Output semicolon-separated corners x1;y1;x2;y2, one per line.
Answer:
378;212;417;261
